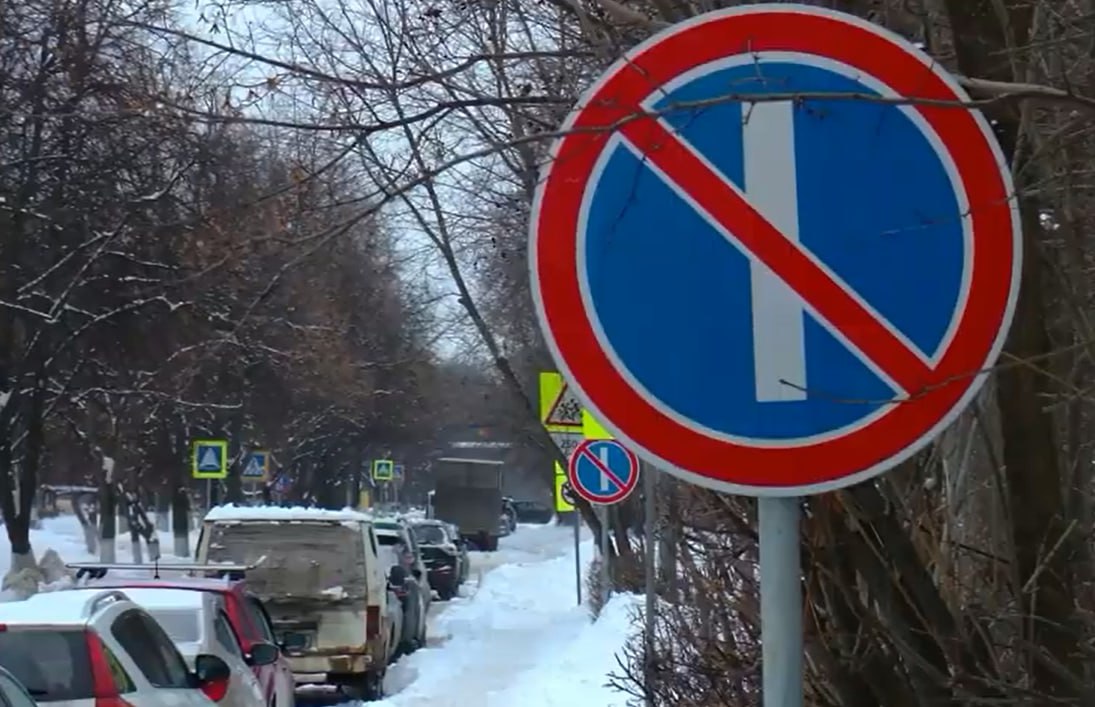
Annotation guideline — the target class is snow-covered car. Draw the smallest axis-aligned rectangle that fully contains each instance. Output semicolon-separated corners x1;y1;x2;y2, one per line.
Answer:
117;587;271;707
196;505;394;701
0;587;231;706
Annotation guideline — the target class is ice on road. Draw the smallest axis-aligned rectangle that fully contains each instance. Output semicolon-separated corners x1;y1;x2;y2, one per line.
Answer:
372;523;637;707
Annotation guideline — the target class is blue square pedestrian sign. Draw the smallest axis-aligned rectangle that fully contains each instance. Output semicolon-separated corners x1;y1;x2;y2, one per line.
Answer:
192;440;228;479
372;459;394;482
242;451;270;481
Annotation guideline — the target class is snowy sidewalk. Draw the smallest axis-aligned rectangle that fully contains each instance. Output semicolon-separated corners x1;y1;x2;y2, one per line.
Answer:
371;524;637;707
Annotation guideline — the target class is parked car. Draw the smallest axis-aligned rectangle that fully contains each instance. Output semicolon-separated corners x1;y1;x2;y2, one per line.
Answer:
512;499;554;525
411;520;467;600
74;572;296;707
0;587;231;706
369;517;429;650
0;664;44;707
501;497;517;534
445;523;471;585
117;587;277;707
196;505;394;701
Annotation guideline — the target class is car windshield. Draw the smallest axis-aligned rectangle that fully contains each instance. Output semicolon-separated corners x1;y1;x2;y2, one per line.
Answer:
376;533;403;547
206;521;368;600
0;629;95;701
412;525;448;545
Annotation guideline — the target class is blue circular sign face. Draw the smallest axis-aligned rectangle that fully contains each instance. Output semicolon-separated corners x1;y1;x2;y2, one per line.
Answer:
566;440;639;505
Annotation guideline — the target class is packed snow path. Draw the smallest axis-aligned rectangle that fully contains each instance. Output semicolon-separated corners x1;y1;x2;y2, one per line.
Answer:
355;523;635;707
4;516;635;706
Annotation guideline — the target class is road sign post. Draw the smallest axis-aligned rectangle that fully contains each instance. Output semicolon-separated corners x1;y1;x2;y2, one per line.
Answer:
530;5;1021;704
568;438;640;605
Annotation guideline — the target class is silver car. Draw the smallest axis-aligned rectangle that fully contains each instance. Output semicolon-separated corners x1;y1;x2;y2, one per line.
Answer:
122;588;275;707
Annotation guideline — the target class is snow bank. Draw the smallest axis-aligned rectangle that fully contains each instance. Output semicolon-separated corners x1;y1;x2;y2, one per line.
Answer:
203;504;371;523
0;516;199;601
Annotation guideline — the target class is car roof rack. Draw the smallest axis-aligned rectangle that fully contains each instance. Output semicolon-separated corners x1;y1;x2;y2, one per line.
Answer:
67;559;264;582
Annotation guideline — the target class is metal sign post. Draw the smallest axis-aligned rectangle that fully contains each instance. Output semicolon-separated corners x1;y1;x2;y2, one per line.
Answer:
759;497;803;707
643;461;657;707
600;504;611;606
573;511;582;605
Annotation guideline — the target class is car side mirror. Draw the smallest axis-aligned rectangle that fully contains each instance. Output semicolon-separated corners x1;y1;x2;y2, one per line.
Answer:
193;654;231;700
279;632;308;653
245;641;280;667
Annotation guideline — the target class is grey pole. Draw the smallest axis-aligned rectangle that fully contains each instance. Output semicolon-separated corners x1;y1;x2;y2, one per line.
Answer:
643;462;657;707
758;496;803;707
600;503;612;606
573;510;582;606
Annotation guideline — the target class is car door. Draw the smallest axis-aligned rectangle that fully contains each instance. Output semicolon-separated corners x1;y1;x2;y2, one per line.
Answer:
109;608;213;706
212;609;265;707
402;529;431;614
242;596;294;706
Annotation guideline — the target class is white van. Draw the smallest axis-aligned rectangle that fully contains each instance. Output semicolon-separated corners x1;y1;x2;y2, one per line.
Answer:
195;505;392;701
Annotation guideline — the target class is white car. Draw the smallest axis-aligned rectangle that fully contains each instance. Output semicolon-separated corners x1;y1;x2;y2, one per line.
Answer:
120;587;270;707
370;517;429;649
0;587;230;706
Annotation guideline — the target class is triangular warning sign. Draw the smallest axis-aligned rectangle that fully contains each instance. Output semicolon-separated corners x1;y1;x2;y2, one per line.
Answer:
545;383;583;428
198;447;221;471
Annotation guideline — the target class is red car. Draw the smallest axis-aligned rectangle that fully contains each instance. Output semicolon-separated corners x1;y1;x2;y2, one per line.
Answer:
85;575;295;707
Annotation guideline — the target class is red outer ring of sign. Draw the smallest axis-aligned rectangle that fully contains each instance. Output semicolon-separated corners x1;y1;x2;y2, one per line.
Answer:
566;440;639;505
532;8;1018;491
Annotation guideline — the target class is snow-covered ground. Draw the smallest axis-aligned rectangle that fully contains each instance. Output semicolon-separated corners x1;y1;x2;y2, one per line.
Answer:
1;515;638;707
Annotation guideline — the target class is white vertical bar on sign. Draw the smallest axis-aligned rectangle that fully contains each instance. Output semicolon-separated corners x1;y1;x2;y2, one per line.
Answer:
743;101;808;402
598;447;611;492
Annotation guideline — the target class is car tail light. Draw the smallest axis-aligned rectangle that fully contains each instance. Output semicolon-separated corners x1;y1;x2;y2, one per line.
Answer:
366;605;380;638
201;676;230;702
85;631;134;707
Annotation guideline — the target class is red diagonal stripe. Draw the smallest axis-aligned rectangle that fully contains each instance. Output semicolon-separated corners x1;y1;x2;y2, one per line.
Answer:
579;448;628;490
617;116;935;396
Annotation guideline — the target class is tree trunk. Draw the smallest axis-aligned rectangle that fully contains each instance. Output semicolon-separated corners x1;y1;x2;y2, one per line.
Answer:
154;489;170;532
172;483;191;558
942;0;1082;696
73;493;98;555
99;482;116;563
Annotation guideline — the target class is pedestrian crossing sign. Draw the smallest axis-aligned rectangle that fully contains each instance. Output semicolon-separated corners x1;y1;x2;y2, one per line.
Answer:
192;439;228;479
242;451;270;482
372;459;394;482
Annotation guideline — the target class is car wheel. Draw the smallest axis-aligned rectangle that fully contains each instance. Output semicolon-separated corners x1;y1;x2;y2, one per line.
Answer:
345;670;385;701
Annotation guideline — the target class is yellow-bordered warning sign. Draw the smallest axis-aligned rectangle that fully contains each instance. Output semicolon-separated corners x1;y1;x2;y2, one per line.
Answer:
554;467;575;512
540;372;583;433
582;409;614;440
